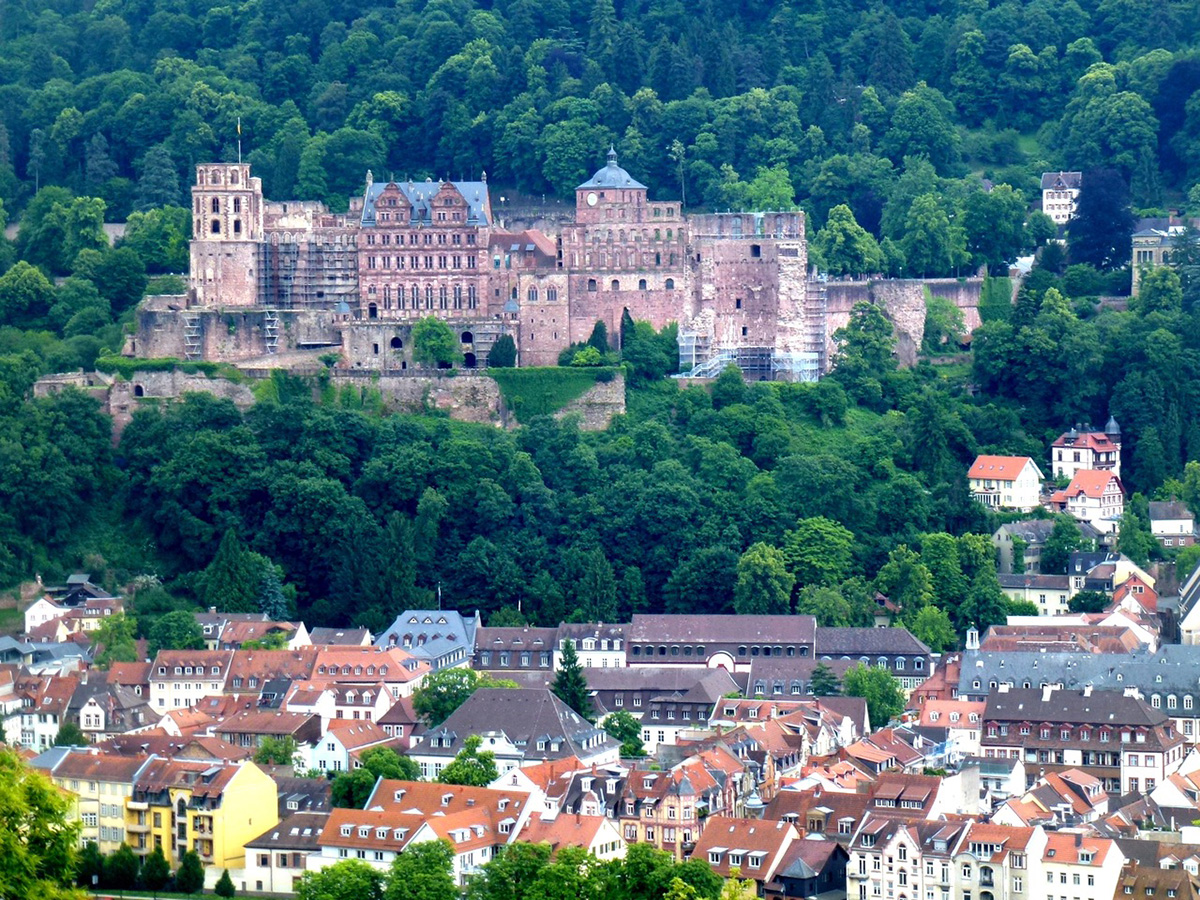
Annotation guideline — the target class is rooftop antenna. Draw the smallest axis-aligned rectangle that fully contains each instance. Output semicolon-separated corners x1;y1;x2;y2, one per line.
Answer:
237;117;242;165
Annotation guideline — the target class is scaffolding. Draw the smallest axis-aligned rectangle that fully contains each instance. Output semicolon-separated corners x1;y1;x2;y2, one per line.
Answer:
804;277;829;374
183;314;202;360
264;310;280;354
675;345;820;382
258;238;358;310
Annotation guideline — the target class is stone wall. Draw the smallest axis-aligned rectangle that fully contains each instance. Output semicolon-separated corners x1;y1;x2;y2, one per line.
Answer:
824;277;985;367
333;372;506;425
133;305;343;362
553;372;626;429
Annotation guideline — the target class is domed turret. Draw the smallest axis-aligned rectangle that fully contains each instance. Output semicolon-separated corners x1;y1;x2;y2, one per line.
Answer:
1105;415;1121;439
576;146;648;190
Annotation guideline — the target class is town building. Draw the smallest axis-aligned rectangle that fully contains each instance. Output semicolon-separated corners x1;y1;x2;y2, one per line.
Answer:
412;688;619;777
980;686;1185;794
998;574;1073;615
1050;420;1122;480
1041;171;1082;225
374;610;477;670
148;650;234;711
815;627;933;692
625;614;816;671
968;455;1045;512
1149;500;1195;548
1050;469;1125;534
244;811;327;894
23;575;121;636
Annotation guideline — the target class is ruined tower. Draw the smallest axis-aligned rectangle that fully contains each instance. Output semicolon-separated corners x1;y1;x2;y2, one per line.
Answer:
190;163;264;308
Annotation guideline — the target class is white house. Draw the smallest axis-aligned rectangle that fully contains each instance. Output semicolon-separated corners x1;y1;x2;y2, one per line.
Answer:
1052;470;1125;534
1041;171;1082;225
1149;500;1195;548
309;720;393;773
1051;420;1121;480
968;456;1044;512
243;812;327;895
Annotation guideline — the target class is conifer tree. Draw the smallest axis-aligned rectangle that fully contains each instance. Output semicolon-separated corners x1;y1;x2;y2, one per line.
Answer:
175;850;204;894
134;144;180;211
552;640;594;721
257;566;290;620
215;868;236;897
141;845;170;891
203;529;264;613
809;663;841;696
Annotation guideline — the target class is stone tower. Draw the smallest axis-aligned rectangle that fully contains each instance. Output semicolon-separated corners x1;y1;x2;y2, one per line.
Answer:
190;163;264;308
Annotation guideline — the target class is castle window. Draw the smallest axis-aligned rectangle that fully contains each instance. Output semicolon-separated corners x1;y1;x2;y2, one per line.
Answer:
233;198;241;213
439;286;447;309
411;286;419;305
211;219;220;233
468;286;477;308
588;279;597;292
528;288;537;302
751;244;761;258
665;279;675;290
425;286;434;308
454;286;463;309
391;337;403;349
233;220;241;234
638;279;647;290
611;279;620;291
231;170;239;184
368;304;378;319
212;198;220;213
546;288;557;302
736;298;742;309
461;331;474;344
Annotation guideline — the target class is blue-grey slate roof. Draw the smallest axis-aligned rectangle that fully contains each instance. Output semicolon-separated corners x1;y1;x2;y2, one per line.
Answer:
361;179;490;227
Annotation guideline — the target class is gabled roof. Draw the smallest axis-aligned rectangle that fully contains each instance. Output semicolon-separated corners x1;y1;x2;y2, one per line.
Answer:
361;179;490;228
1041;171;1082;191
968;455;1041;481
1062;469;1123;499
816;627;931;656
1149;500;1193;522
309;627;372;646
245;811;328;850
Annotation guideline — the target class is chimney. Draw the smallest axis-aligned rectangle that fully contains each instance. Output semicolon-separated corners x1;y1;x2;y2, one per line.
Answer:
1083;684;1093;697
209;607;217;615
1042;685;1055;702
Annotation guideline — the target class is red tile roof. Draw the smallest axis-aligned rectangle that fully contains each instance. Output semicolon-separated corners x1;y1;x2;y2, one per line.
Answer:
968;456;1039;481
1063;469;1123;499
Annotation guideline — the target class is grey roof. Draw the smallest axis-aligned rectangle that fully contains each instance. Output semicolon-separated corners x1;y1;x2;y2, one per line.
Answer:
994;520;1059;544
361;179;490;227
1041;171;1082;191
962;755;1020;775
629;614;816;644
309;626;371;645
816;627;930;656
245;811;328;850
557;623;626;641
475;626;559;651
983;687;1166;727
585;665;737;697
421;688;616;761
375;609;477;663
958;646;1200;701
1149;500;1193;522
577;147;648;191
997;574;1071;590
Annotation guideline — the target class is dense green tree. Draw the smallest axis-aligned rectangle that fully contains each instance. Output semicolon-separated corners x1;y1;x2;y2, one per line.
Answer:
603;710;646;756
0;748;80;898
781;517;854;589
412;668;516;726
175;849;205;893
216;869;237;897
148;609;205;656
829;302;899;409
437;734;499;786
733;542;794;615
78;841;104;888
254;735;301;766
385;840;456;900
813;204;883;276
1041;517;1085;575
104;843;139;889
809;662;841;697
963;185;1029;273
842;663;905;728
1068;168;1135;269
141;845;171;891
92;612;139;668
54;722;88;746
297;860;385;900
552;639;594;720
412;316;464;368
487;334;518;368
202;529;272;613
911;605;957;652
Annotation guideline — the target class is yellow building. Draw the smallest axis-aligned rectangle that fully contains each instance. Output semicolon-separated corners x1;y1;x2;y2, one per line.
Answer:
129;757;280;870
37;749;147;855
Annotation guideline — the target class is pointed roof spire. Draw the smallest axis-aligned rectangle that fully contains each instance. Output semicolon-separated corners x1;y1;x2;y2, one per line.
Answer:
607;144;618;166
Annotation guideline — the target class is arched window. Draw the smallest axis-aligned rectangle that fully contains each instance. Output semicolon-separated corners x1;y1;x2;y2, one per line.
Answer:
461;331;474;344
231;170;239;184
211;219;221;234
546;287;557;302
133;384;144;397
411;286;419;305
528;287;538;302
368;303;378;319
390;337;403;349
638;279;647;290
425;286;433;308
453;286;462;309
439;286;448;309
587;279;597;292
665;278;675;290
611;279;620;291
211;198;220;213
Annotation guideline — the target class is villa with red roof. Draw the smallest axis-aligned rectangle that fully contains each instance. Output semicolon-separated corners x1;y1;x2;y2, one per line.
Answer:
1049;469;1125;533
968;456;1044;511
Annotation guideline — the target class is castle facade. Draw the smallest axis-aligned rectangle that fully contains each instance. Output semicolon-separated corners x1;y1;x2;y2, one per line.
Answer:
136;151;828;378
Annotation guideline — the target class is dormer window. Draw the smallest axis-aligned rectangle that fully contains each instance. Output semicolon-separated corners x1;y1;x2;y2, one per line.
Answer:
341;825;352;837
358;826;369;837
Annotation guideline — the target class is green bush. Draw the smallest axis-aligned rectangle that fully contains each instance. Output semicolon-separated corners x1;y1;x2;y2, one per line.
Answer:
93;356;244;382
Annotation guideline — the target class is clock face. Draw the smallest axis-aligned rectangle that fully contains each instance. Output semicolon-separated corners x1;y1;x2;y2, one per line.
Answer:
587;192;598;206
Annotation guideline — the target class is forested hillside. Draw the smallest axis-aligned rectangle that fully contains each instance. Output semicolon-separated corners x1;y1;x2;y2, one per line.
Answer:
0;0;1197;227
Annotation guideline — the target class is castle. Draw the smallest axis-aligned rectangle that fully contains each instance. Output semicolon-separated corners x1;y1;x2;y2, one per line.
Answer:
133;151;982;378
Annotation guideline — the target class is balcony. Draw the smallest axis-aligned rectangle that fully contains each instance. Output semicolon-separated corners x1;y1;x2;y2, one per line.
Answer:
980;871;995;888
127;821;150;833
126;801;148;811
